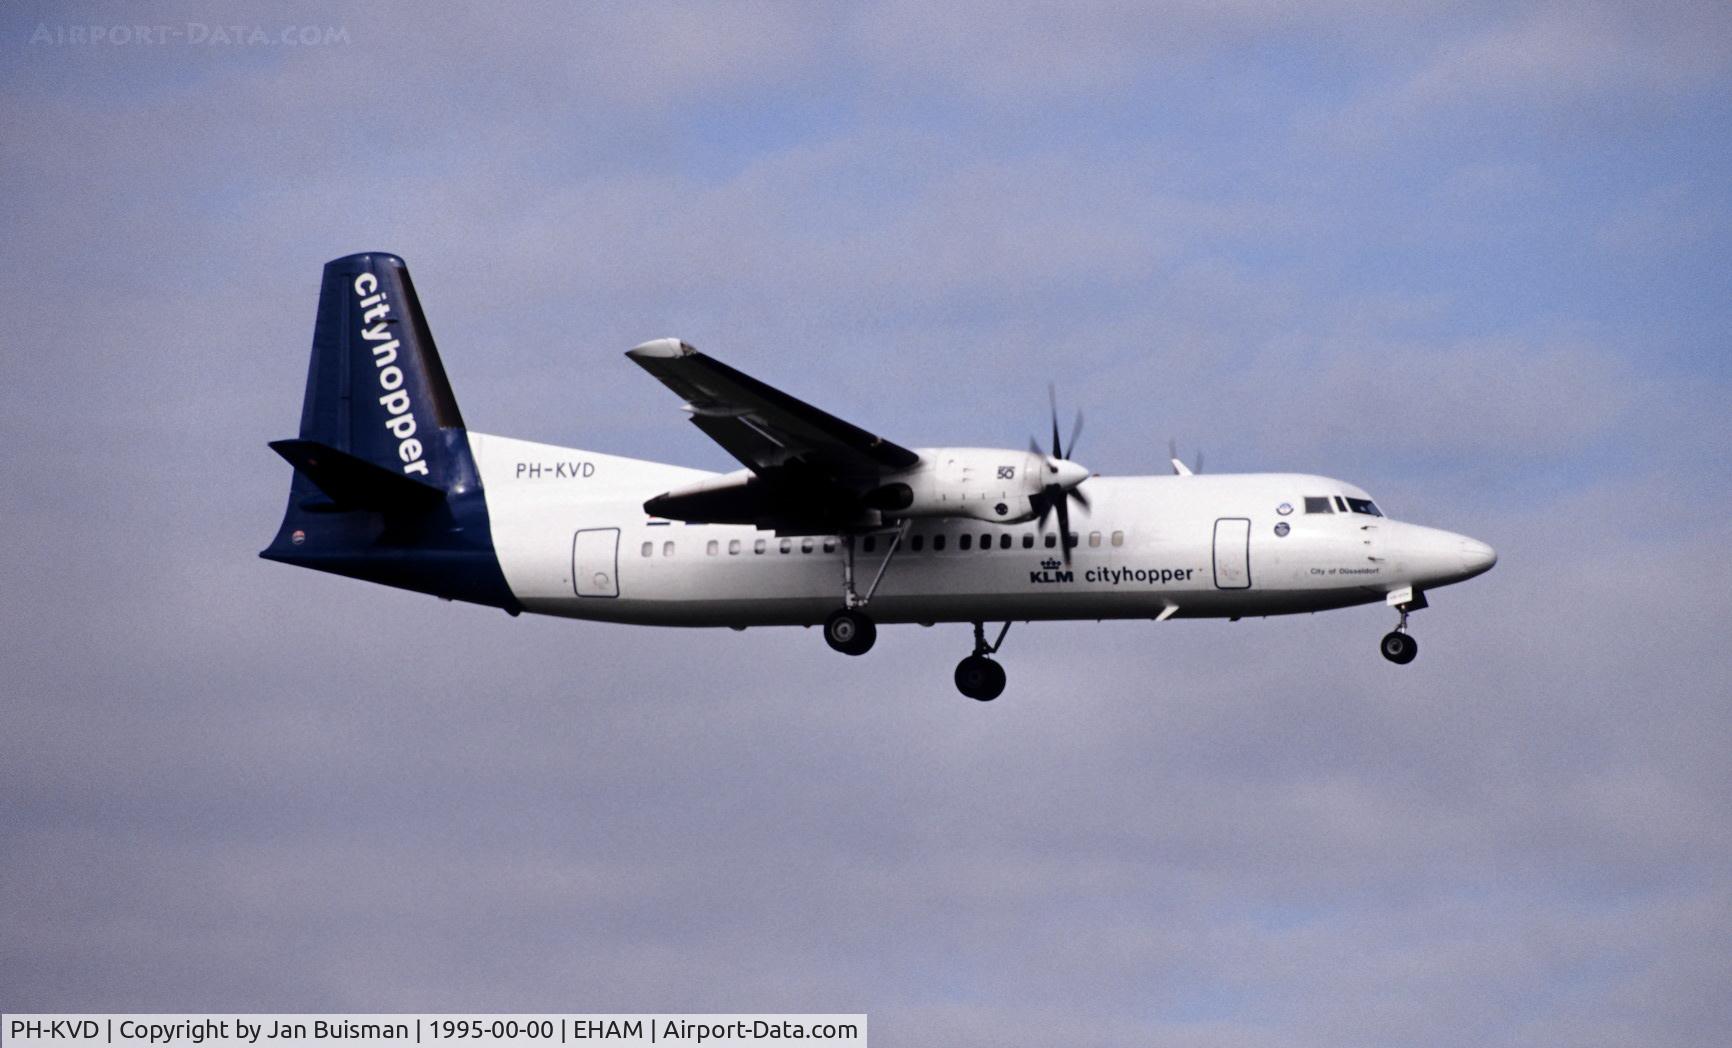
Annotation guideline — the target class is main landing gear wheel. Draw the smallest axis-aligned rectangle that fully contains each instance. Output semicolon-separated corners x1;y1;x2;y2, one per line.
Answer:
954;654;1006;701
1380;630;1418;665
824;608;876;656
954;620;1012;700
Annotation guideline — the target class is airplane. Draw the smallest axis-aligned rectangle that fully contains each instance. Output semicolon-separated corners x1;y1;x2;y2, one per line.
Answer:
262;252;1498;700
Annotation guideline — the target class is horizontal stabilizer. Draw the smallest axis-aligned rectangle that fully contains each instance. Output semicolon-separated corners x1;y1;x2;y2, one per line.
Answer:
270;439;445;512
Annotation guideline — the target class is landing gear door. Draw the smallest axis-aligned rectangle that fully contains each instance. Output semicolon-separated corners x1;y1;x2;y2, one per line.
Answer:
572;528;620;598
1213;517;1251;590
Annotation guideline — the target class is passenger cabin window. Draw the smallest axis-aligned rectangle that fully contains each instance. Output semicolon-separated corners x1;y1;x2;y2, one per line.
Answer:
641;541;653;558
933;534;947;551
999;533;1012;550
779;538;792;554
800;538;813;553
1044;534;1057;548
706;540;719;556
754;538;766;554
1304;496;1333;514
979;533;991;551
862;536;876;553
959;534;972;551
1022;534;1034;549
728;539;741;555
1345;497;1383;517
1111;530;1124;547
910;534;924;552
1088;531;1101;548
822;538;836;553
662;541;675;557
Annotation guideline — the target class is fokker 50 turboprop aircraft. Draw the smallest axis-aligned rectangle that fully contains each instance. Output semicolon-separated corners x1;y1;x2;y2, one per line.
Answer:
263;253;1497;700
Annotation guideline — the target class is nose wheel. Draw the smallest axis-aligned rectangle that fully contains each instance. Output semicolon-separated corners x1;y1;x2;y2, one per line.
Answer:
954;620;1012;700
1380;630;1417;664
824;608;876;656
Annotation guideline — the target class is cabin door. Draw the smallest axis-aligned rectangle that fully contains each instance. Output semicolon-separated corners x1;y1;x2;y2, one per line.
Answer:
572;528;621;597
1212;518;1251;590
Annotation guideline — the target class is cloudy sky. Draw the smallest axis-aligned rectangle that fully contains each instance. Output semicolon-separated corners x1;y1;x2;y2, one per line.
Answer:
3;1;1729;1044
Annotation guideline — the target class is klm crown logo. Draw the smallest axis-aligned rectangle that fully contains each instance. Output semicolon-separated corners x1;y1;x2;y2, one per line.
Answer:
1029;557;1075;584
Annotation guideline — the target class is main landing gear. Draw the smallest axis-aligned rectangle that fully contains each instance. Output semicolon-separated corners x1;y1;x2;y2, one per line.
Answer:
822;524;909;657
825;528;1012;699
955;621;1011;701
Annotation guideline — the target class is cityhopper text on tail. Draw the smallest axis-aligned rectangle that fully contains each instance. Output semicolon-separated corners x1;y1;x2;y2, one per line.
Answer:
262;253;1498;700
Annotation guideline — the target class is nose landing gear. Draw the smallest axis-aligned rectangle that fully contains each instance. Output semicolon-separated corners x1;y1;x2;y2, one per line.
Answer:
1380;600;1419;664
955;621;1011;700
1378;588;1428;665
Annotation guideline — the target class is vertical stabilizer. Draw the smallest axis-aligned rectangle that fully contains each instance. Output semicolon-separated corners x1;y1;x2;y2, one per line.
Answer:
296;252;466;482
261;253;518;612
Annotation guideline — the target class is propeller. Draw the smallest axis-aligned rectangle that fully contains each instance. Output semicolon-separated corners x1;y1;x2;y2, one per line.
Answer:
1031;385;1091;564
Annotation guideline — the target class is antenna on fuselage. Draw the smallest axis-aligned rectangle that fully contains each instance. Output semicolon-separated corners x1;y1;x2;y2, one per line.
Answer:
1169;439;1202;476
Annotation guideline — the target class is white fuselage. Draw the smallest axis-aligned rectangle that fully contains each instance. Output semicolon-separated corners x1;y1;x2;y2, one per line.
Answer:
471;433;1497;629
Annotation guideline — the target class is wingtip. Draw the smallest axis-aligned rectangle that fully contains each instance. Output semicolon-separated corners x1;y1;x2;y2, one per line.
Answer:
627;338;693;360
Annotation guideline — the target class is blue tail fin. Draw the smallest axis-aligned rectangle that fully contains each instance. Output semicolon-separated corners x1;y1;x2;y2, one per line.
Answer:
261;253;519;612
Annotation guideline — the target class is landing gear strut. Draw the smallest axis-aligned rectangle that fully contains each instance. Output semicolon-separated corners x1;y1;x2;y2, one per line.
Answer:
955;621;1010;701
1380;606;1418;665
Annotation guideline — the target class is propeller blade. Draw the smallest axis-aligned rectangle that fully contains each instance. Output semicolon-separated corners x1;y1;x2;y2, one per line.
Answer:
1048;384;1062;461
1070;486;1090;511
1032;486;1056;529
1066;409;1083;460
1055;490;1073;565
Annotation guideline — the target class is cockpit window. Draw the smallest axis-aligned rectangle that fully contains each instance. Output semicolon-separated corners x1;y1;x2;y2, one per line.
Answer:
1344;497;1383;517
1304;496;1333;514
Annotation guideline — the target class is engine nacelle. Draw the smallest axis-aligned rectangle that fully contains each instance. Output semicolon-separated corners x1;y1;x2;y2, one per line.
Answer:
643;446;1084;531
884;448;1048;524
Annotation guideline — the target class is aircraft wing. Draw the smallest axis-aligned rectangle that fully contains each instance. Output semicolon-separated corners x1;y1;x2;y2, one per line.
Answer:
626;339;919;477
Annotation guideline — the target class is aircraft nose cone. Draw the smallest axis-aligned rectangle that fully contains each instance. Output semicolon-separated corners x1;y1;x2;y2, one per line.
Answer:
1397;526;1497;587
1458;537;1497;579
